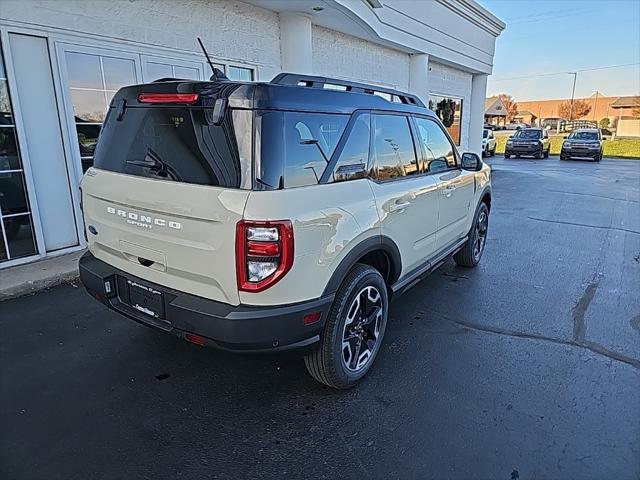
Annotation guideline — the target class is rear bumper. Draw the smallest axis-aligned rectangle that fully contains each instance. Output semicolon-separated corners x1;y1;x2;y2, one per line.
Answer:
79;252;333;353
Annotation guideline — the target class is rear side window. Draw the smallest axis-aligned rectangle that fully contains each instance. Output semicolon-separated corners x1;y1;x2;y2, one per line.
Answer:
93;106;252;188
283;112;348;188
371;114;419;181
414;117;457;172
258;112;349;189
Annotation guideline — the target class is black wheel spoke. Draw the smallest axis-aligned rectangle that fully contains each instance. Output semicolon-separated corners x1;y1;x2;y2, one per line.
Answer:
341;285;384;372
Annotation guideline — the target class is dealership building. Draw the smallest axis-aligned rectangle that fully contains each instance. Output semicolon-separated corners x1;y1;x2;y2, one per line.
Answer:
0;0;504;268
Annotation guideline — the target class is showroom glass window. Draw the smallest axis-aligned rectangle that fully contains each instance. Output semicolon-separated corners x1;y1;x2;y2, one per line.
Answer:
429;95;463;145
227;66;253;81
65;51;136;172
0;48;38;263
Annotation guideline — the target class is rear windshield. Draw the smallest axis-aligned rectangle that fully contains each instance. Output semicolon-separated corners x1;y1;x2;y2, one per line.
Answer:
513;130;541;139
568;131;599;140
93;106;252;189
483;130;488;138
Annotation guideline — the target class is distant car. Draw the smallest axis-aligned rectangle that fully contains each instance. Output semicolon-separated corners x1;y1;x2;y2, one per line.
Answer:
504;128;550;159
560;128;604;162
484;123;495;131
505;122;528;130
541;117;567;131
482;128;496;157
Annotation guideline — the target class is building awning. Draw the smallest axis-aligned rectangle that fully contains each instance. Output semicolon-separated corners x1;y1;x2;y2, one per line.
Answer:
610;96;640;108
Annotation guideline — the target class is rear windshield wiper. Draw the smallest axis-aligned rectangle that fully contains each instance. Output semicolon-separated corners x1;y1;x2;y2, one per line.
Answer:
127;148;181;181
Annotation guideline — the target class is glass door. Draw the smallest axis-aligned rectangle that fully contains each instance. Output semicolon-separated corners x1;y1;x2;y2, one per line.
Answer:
0;45;37;264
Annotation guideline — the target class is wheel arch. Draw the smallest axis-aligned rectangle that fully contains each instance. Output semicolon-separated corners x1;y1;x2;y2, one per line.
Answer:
322;236;402;296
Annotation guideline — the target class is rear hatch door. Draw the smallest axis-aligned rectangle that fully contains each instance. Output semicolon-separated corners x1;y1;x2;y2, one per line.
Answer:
81;82;253;305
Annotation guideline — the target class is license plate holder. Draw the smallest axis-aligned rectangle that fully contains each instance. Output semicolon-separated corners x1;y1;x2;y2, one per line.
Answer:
127;279;164;319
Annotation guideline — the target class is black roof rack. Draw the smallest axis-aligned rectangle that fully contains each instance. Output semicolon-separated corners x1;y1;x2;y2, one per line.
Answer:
271;73;425;108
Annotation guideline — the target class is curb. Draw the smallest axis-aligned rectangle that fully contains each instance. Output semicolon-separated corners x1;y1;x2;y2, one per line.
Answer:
0;251;84;302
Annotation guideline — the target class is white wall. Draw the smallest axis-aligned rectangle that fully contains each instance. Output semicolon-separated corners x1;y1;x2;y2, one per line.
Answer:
0;0;282;79
428;61;473;150
312;25;410;89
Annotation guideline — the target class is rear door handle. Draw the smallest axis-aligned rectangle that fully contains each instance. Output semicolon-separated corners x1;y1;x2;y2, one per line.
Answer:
389;201;410;213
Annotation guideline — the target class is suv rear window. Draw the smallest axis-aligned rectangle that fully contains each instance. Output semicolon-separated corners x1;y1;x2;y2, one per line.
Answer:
93;106;252;189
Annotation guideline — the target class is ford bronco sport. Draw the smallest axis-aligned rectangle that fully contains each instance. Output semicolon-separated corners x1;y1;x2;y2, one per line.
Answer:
79;73;492;389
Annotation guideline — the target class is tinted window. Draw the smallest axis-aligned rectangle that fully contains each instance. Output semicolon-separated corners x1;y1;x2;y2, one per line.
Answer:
330;113;370;183
94;106;252;189
483;130;488;138
569;131;599;140
513;129;542;139
371;115;419;181
414;117;456;172
282;112;348;188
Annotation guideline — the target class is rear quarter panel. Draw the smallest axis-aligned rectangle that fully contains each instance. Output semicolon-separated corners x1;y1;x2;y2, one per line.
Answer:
241;179;379;306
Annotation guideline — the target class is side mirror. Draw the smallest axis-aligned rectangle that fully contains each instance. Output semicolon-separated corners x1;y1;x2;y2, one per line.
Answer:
461;152;482;171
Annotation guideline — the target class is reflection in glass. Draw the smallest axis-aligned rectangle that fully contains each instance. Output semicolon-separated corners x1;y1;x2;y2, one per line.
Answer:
147;62;172;81
70;88;107;122
0;171;30;215
0;235;6;261
372;115;418;180
0;128;22;170
0;79;14;125
65;52;102;89
102;57;135;90
76;123;102;172
4;213;37;259
429;95;463;146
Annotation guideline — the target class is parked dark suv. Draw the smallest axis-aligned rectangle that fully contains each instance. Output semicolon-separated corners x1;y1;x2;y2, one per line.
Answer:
560;128;604;162
504;128;550;159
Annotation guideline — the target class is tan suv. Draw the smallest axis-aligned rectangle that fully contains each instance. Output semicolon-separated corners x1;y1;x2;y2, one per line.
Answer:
79;73;492;388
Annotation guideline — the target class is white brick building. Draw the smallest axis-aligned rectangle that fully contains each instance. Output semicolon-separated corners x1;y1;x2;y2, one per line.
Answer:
0;0;504;267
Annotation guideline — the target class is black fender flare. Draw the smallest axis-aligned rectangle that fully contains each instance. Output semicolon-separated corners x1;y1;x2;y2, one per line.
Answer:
322;235;402;296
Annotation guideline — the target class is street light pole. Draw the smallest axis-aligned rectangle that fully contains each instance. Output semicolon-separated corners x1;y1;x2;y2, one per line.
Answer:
568;72;577;120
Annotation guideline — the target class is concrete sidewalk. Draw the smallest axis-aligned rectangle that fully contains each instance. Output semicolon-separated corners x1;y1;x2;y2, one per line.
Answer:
0;250;84;302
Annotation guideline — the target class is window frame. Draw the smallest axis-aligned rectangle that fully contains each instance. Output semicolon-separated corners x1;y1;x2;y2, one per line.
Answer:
411;114;461;174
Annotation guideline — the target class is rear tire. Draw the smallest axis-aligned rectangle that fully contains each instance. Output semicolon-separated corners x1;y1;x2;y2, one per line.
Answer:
504;153;511;159
454;202;489;268
305;264;388;389
490;146;496;157
543;148;549;159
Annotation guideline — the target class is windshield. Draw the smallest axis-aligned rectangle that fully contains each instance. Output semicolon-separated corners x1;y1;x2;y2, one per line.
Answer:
483;130;489;138
513;130;541;139
93;106;252;189
569;131;599;140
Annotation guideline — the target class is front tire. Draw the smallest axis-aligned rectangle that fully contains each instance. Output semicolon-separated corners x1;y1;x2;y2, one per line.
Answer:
454;202;489;268
305;264;388;389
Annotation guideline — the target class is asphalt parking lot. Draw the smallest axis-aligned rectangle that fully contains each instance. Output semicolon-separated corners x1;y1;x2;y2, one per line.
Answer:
1;156;639;480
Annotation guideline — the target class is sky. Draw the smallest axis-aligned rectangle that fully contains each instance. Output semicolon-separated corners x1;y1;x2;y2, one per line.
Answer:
477;0;640;101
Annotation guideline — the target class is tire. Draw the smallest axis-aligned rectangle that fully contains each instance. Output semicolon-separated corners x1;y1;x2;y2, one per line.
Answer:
304;263;388;389
543;148;549;159
596;152;602;162
454;202;489;268
535;148;543;159
490;146;496;157
504;153;511;159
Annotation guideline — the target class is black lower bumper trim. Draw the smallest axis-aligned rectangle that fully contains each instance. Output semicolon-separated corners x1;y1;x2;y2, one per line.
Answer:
79;252;333;353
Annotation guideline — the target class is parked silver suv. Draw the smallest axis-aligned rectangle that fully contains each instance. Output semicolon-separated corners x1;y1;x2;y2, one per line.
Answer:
79;73;492;388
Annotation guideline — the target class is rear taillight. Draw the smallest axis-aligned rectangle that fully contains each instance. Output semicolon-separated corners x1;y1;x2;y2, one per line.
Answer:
236;220;294;292
137;93;198;104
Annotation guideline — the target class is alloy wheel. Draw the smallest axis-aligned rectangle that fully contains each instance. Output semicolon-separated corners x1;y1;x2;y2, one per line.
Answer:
473;210;488;262
341;286;383;372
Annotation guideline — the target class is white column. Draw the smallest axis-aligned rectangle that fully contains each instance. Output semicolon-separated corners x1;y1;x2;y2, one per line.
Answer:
408;53;429;105
279;12;313;75
468;73;488;156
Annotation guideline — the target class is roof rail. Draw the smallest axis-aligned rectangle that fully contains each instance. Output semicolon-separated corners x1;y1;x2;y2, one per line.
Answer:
271;73;425;107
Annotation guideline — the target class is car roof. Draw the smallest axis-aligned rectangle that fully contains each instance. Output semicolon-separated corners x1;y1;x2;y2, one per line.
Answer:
118;75;437;117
